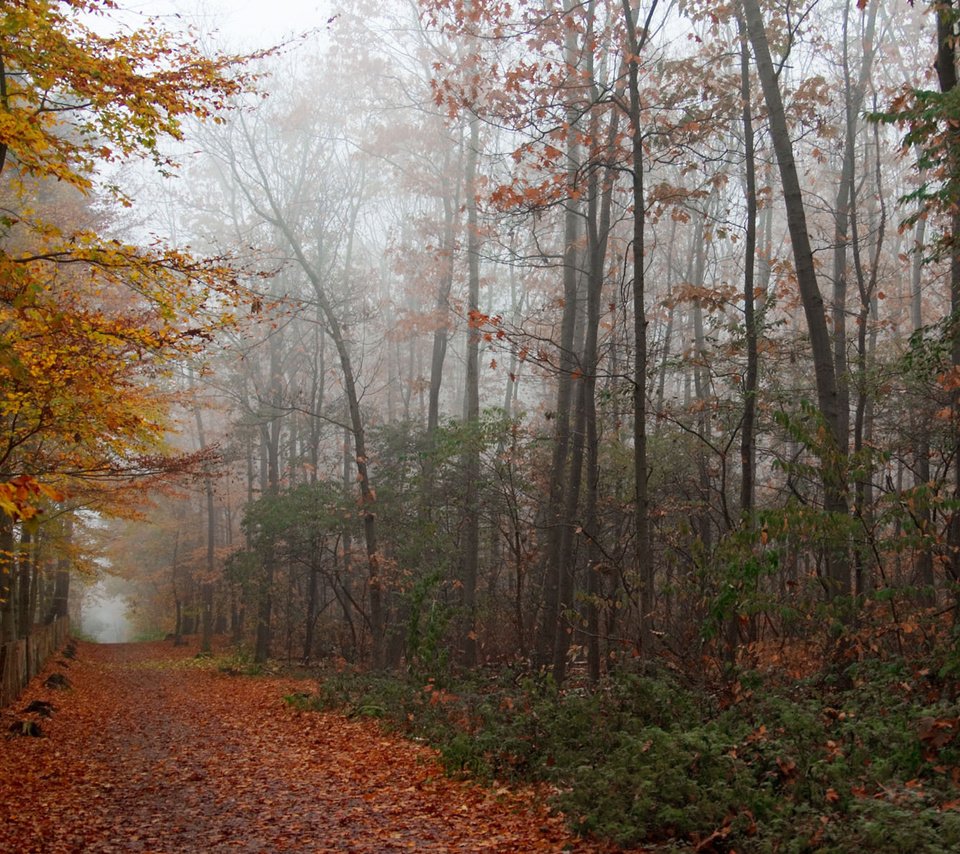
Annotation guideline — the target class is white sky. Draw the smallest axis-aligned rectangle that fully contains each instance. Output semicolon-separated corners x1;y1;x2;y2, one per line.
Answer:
123;0;332;51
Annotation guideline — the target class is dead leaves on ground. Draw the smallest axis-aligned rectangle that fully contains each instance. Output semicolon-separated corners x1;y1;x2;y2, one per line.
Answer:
0;641;613;852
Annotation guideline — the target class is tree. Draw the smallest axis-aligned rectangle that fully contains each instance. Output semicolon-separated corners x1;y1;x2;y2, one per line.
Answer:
0;0;262;642
868;2;960;613
621;0;661;657
0;0;259;509
204;78;389;663
741;0;851;611
460;116;482;666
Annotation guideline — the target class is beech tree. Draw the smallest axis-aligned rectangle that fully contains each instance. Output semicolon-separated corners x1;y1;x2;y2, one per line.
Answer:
0;0;264;644
65;0;953;686
741;0;852;617
0;0;258;501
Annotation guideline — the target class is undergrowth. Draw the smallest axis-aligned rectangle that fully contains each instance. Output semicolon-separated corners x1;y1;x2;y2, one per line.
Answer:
290;654;960;852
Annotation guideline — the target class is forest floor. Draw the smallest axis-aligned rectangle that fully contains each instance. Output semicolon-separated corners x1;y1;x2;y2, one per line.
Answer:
0;640;614;853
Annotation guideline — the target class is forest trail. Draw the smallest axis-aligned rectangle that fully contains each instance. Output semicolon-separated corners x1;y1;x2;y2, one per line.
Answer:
0;642;600;853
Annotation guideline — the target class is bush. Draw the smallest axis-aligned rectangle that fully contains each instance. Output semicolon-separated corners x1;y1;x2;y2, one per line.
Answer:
291;656;960;851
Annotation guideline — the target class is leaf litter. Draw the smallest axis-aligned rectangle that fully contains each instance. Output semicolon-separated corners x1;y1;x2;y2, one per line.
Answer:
0;641;622;852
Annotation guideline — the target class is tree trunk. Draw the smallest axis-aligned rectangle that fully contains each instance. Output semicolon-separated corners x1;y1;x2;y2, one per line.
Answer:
739;12;759;522
193;401;217;656
912;208;935;602
833;0;879;479
428;143;462;438
850;111;885;600
537;16;584;669
27;529;40;640
16;528;32;640
742;0;850;612
585;27;619;682
0;517;15;641
933;0;960;615
460;116;482;667
727;13;761;663
47;516;71;624
691;212;713;552
654;218;678;421
622;0;658;655
304;556;319;662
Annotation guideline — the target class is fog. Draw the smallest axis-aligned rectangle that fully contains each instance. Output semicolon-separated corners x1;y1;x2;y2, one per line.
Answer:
80;583;135;644
129;0;329;49
49;0;943;671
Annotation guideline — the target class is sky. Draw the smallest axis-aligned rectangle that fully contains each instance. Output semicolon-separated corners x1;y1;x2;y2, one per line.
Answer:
124;0;331;51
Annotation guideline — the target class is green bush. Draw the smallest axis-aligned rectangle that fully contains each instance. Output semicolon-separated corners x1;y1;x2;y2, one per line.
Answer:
291;656;960;851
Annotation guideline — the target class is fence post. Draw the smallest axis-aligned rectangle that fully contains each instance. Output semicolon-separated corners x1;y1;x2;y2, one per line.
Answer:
0;617;70;708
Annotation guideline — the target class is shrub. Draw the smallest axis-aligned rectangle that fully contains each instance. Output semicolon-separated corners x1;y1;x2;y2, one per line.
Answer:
291;655;960;851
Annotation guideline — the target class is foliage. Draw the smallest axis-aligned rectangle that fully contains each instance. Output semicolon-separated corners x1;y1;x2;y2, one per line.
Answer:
404;568;452;674
303;653;960;851
871;83;960;258
702;535;780;641
241;481;344;552
0;0;256;193
0;0;262;519
0;475;64;523
216;644;267;676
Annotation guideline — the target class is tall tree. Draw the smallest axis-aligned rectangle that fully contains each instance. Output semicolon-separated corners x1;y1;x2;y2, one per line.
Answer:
741;0;850;609
621;0;660;655
214;98;388;664
460;116;482;667
932;0;960;606
0;1;261;639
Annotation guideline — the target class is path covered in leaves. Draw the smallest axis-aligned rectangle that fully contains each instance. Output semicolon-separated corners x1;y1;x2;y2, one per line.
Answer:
0;641;602;853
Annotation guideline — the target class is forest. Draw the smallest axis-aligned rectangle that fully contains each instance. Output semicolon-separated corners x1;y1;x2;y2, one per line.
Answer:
4;0;960;849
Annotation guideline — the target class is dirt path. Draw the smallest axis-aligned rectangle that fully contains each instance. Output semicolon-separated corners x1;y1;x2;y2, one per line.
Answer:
0;642;600;853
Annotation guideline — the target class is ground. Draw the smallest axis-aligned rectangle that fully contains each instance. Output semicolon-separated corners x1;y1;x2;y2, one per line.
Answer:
0;641;610;853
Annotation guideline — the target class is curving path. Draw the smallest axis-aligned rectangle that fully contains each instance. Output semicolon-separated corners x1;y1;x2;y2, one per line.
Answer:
0;641;603;853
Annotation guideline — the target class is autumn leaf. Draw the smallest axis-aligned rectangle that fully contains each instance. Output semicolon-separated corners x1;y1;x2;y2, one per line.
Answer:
0;641;590;852
0;0;265;520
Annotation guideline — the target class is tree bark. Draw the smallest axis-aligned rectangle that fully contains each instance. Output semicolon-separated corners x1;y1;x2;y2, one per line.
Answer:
537;11;584;669
739;12;759;521
460;116;482;667
912;208;935;602
584;12;618;682
933;0;960;612
832;0;879;465
46;516;71;624
622;0;658;655
0;516;15;641
17;528;33;640
742;0;850;609
428;142;462;438
193;399;216;656
253;331;283;664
